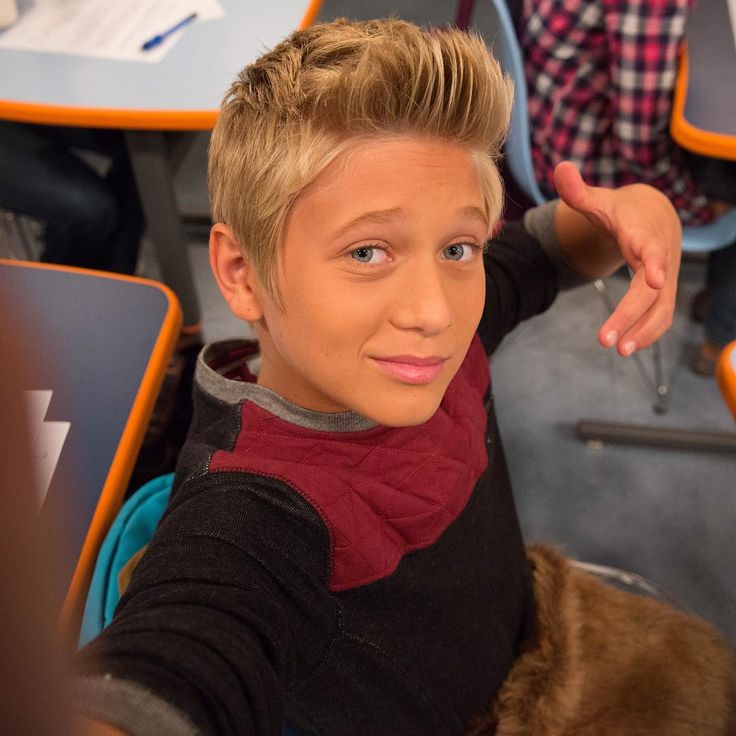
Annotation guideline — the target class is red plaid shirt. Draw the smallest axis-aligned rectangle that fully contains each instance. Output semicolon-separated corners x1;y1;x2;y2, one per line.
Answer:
521;0;713;224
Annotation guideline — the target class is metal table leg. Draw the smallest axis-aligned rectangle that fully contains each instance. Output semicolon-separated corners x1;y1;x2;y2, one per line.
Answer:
125;130;201;328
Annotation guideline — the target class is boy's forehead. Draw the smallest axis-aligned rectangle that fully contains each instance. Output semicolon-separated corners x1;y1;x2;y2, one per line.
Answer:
301;136;486;204
279;137;490;255
337;135;474;169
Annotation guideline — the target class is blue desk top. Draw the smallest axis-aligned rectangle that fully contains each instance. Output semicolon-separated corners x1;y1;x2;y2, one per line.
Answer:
672;0;736;159
1;261;180;629
0;0;320;129
684;0;736;139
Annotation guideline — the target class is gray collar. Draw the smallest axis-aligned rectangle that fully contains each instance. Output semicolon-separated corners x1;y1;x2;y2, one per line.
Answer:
196;340;377;433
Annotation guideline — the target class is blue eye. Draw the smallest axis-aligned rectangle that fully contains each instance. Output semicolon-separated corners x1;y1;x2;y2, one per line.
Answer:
443;243;475;261
350;246;387;264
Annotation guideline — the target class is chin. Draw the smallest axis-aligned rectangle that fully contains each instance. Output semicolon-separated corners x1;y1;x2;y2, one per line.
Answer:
361;393;444;428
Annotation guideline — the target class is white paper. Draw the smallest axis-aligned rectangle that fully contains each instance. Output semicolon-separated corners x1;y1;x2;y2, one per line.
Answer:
23;390;71;508
0;0;225;62
729;0;736;56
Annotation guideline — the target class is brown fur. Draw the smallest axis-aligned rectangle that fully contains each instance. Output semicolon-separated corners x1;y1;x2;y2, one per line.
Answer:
467;545;736;736
117;546;147;598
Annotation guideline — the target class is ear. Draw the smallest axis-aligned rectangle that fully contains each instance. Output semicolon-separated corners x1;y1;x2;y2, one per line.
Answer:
209;223;265;322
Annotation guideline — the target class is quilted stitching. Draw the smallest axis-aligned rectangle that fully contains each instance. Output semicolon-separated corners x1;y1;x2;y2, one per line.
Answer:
210;335;490;591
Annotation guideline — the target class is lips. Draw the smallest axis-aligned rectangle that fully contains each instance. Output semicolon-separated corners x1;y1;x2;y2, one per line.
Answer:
370;355;448;385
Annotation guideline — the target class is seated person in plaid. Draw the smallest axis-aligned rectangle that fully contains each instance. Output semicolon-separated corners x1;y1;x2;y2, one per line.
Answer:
520;0;736;374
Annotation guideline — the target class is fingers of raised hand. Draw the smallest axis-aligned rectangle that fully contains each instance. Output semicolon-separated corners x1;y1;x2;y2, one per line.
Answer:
598;269;676;355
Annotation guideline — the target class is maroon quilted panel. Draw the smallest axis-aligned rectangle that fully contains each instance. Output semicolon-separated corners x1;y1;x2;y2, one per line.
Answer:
210;335;490;591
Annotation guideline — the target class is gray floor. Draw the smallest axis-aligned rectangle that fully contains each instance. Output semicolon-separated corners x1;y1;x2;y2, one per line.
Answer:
492;268;735;640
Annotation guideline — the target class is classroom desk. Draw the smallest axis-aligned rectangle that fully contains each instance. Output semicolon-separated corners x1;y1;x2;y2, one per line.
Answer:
0;0;322;328
0;259;181;638
671;0;736;161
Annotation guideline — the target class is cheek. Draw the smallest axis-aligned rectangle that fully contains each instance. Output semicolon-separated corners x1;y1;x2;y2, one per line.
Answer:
452;274;486;334
271;289;370;363
311;281;387;340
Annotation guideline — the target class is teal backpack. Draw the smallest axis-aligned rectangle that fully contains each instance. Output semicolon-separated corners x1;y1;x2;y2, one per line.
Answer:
79;472;174;646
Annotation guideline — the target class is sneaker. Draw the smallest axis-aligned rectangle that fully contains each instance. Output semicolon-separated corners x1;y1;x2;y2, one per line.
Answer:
691;340;722;377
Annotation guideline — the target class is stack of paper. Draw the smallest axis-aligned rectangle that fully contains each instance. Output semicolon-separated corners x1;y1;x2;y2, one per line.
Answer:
0;0;225;62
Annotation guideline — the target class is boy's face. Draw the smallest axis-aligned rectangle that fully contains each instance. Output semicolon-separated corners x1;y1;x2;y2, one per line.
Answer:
252;138;490;426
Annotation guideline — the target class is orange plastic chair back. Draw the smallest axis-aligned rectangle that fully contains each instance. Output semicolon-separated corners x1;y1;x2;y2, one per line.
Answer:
716;341;736;421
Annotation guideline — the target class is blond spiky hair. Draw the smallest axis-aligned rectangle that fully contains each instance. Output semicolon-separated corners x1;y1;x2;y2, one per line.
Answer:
208;18;512;302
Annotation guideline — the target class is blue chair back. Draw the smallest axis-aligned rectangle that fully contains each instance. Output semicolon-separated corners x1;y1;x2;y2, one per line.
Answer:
487;0;545;206
485;0;736;252
680;208;736;252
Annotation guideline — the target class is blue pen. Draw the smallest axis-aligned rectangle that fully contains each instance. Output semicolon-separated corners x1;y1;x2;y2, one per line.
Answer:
141;12;198;52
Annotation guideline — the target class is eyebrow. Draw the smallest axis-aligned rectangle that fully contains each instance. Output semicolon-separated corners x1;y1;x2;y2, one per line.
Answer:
334;205;489;239
333;208;404;239
458;206;490;229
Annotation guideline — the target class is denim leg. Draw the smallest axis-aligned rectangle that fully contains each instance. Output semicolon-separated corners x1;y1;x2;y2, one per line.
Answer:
0;122;118;269
705;240;736;347
102;151;145;274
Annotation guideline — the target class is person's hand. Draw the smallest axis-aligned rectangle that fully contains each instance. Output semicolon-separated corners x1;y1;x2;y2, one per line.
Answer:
554;161;681;356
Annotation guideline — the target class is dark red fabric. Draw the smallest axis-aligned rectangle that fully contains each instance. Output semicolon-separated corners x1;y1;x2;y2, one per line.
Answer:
210;335;490;591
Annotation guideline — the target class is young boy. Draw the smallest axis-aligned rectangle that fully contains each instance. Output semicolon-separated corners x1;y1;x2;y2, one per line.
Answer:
75;18;732;736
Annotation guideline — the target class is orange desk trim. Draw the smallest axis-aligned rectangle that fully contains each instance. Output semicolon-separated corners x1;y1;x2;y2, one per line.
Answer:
0;102;218;131
0;259;183;638
299;0;323;32
671;45;736;162
716;341;736;421
0;0;324;131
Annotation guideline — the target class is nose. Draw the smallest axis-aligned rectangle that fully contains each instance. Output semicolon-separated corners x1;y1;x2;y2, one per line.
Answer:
389;258;453;336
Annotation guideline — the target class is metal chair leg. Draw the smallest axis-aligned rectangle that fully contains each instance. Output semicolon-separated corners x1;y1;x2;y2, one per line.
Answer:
576;419;736;453
594;278;669;415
